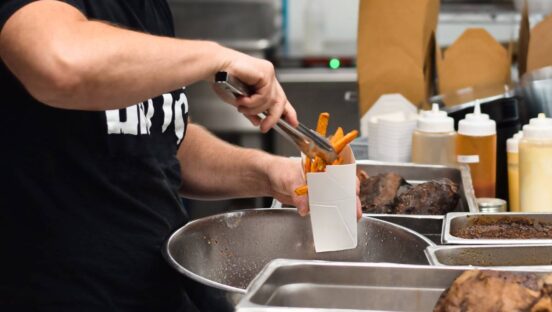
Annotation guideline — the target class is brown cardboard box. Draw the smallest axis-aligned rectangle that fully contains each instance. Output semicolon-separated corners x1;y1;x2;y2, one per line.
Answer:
436;28;511;100
357;0;440;115
518;1;552;76
527;15;552;73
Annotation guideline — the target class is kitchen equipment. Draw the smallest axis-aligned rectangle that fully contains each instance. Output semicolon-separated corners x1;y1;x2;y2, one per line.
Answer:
456;102;497;197
520;66;552;120
214;71;337;163
168;0;281;55
412;104;457;166
237;259;549;312
272;68;360;157
519;113;552;212
163;209;434;311
358;160;477;244
513;0;552;15
443;212;552;244
426;244;552;268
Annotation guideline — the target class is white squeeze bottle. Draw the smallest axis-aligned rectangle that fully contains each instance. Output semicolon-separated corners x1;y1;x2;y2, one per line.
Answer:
412;104;457;165
519;114;552;212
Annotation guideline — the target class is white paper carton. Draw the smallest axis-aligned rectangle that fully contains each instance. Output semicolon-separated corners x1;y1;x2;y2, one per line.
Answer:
305;147;357;253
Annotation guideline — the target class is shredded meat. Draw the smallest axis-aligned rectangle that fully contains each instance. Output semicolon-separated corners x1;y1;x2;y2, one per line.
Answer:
434;270;552;312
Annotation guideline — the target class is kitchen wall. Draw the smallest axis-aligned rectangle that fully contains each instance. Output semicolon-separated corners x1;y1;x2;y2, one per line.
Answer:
285;0;525;49
286;0;359;44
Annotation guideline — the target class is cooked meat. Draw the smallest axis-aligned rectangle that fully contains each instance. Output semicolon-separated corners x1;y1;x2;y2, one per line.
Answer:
394;178;460;215
358;170;460;215
452;217;552;239
434;270;552;312
359;172;409;213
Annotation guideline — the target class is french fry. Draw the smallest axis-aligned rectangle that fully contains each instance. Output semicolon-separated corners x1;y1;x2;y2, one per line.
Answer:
315;112;330;137
331;156;343;165
304;157;311;175
311;156;325;172
294;185;308;196
330;127;344;145
310;157;318;172
333;130;359;154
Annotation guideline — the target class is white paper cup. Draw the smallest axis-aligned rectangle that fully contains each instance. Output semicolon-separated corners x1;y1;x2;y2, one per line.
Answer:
305;147;357;253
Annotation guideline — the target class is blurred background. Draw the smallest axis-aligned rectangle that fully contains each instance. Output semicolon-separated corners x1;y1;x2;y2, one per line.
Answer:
167;0;551;218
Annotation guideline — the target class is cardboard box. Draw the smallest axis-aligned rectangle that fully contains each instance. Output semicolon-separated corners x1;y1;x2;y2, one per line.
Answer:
436;28;511;100
357;0;440;115
519;1;552;77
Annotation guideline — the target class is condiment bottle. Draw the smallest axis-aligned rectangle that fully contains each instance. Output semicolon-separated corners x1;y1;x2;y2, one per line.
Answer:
506;131;523;212
519;114;552;212
412;104;457;165
456;102;497;198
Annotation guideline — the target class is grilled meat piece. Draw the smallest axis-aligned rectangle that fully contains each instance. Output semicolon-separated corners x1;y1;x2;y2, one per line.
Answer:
359;170;460;215
359;172;409;213
394;178;459;215
433;270;552;312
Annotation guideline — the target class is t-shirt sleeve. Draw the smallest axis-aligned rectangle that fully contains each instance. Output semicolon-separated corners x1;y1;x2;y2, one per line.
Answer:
0;0;85;32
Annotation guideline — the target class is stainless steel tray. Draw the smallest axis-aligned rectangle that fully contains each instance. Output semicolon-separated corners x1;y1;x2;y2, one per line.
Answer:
443;212;552;245
358;160;477;241
236;259;545;312
426;245;552;268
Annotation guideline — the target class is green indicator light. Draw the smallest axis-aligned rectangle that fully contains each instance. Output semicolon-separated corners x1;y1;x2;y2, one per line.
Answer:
329;58;341;69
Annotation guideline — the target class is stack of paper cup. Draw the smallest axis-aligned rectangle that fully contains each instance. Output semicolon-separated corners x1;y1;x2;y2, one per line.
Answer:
367;118;380;160
368;112;417;162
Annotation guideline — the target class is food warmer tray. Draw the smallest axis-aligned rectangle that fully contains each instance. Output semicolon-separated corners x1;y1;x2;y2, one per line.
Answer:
442;212;552;245
358;160;477;243
426;244;552;268
236;259;546;312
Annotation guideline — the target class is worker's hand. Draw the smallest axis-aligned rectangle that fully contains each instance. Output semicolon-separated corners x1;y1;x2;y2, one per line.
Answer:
267;157;362;220
212;48;298;133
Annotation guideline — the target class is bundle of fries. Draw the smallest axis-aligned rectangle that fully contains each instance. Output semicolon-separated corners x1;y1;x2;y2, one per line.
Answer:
294;112;358;196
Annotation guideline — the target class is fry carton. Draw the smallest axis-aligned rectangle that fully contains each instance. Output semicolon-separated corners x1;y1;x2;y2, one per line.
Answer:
305;147;357;253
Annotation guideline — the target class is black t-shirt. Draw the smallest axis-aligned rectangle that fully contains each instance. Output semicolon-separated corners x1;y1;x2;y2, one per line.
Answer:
0;1;194;311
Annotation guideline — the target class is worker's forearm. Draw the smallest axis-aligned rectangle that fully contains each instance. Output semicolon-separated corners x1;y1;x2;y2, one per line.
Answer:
0;1;228;110
178;124;273;200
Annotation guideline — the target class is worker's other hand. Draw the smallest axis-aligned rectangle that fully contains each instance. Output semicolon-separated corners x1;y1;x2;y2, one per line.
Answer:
267;157;362;221
212;48;298;133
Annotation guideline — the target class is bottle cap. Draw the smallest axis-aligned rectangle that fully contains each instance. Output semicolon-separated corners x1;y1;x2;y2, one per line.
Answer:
417;104;455;133
458;101;497;136
523;113;552;139
477;198;507;213
506;130;523;153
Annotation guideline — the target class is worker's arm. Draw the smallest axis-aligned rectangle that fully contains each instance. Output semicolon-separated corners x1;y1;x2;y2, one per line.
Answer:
0;0;296;131
178;124;362;219
177;124;311;216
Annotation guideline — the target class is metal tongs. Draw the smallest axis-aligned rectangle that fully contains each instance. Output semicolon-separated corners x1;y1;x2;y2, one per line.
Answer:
215;71;338;163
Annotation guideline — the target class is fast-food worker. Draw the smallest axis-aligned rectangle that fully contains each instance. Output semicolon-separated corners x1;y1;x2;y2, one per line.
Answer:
0;0;361;311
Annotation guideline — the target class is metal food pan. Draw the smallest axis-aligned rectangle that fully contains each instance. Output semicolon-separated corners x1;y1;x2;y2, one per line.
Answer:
426;245;552;268
236;259;545;312
443;212;552;245
358;160;477;239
